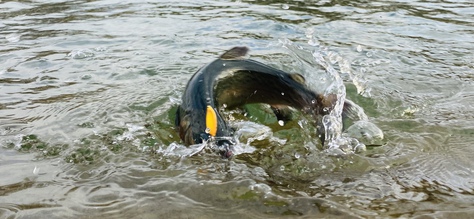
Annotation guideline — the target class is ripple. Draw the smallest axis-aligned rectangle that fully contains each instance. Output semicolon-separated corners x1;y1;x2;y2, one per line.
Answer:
67;49;95;59
0;0;473;218
393;131;474;194
0;76;39;84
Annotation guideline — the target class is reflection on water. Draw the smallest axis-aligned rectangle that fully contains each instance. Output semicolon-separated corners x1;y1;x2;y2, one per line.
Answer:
1;0;474;218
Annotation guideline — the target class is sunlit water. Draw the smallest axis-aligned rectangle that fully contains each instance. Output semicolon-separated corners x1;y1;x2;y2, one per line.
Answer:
1;0;474;218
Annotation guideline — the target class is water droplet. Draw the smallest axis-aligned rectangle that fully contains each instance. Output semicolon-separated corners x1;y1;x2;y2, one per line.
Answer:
222;63;226;66
308;39;319;46
81;74;92;80
281;92;285;96
95;46;107;52
297;120;304;128
305;28;314;38
294;153;301;159
68;49;95;59
278;120;284;126
311;100;316;104
33;166;39;175
354;143;366;153
356;45;363;52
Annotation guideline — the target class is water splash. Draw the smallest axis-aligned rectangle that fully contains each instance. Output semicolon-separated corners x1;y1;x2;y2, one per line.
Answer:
156;121;284;158
343;120;384;146
279;39;382;156
156;142;207;157
233;121;286;147
116;124;145;141
67;49;95;59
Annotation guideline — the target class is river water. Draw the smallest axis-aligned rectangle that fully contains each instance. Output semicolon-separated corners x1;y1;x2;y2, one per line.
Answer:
1;0;473;218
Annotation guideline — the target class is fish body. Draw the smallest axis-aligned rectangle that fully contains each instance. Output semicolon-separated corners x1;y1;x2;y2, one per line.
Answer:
176;47;336;157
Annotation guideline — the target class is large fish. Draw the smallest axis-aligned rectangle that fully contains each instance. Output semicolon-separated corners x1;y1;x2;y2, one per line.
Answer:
175;47;338;158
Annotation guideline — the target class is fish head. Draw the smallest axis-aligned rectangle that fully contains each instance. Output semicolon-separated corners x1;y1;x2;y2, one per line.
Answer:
214;138;234;159
176;105;235;157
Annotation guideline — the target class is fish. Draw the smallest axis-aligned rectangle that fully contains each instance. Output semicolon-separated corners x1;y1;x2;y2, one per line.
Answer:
175;46;339;158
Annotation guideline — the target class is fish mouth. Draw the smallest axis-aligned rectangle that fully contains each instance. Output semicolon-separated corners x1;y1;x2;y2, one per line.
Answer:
213;137;235;159
196;133;235;159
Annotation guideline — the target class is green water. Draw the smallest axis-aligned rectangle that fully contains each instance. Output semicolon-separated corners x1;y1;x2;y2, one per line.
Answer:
1;0;473;218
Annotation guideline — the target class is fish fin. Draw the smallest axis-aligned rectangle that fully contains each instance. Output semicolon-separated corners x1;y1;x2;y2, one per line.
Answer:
175;105;181;127
178;113;193;145
219;47;249;60
290;73;306;85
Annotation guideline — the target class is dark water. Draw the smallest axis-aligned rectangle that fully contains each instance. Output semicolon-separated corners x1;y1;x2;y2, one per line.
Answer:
1;0;473;218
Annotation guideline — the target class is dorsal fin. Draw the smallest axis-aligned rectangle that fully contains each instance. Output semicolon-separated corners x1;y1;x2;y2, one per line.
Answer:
219;47;249;60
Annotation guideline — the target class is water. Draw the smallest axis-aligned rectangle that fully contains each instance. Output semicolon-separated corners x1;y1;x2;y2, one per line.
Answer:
1;0;473;218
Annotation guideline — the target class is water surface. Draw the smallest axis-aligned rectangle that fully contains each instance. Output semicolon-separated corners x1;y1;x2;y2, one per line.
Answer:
1;0;474;218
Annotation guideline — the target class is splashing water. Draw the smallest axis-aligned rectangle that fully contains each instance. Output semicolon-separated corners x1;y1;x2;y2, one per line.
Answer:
156;119;288;158
312;50;346;144
162;39;382;158
280;39;382;156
